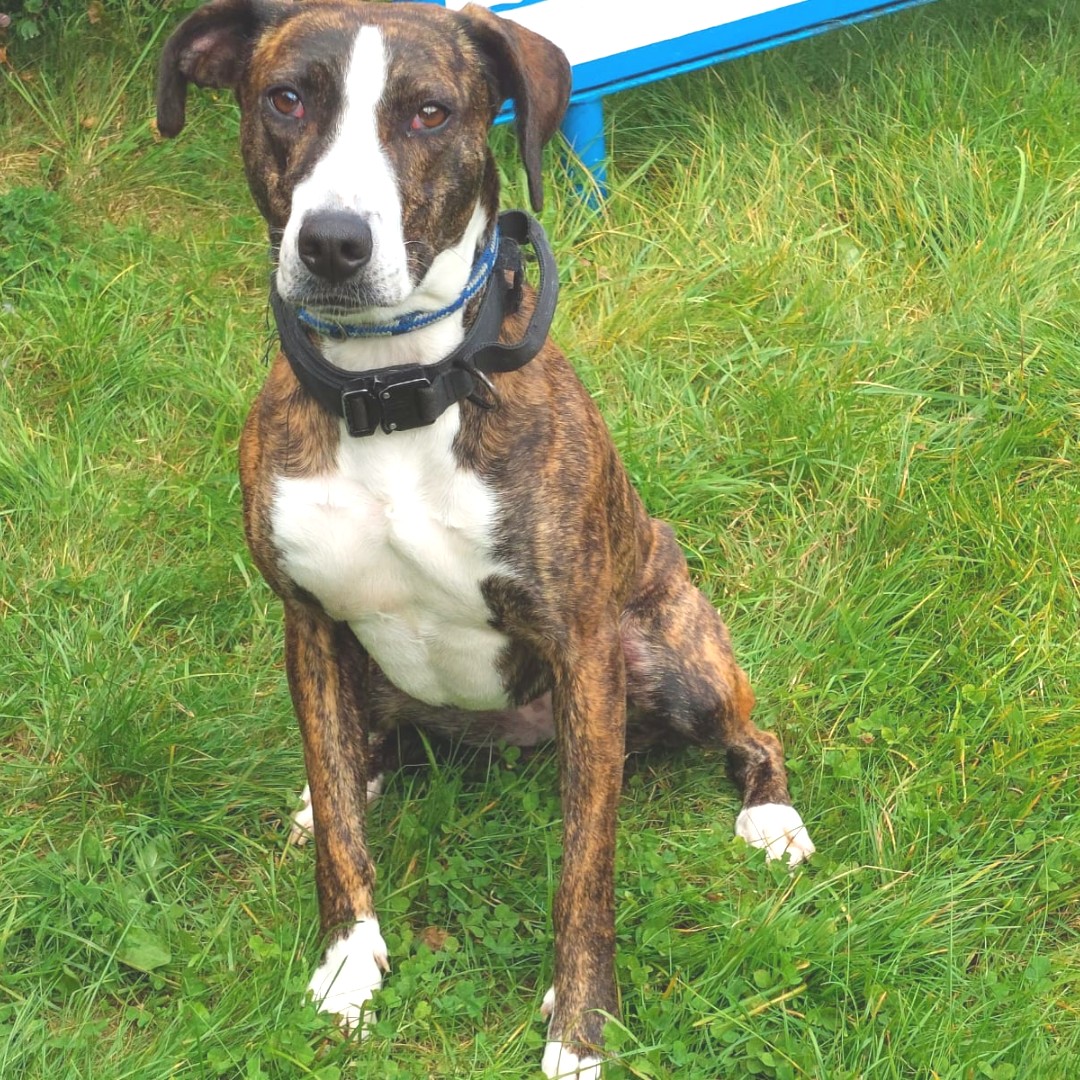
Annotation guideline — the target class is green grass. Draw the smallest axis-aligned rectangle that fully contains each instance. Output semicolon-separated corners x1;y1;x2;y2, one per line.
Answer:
2;1;1078;1077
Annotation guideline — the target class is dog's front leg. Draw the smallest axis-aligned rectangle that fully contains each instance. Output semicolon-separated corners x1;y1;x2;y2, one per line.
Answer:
284;601;388;1033
543;620;625;1079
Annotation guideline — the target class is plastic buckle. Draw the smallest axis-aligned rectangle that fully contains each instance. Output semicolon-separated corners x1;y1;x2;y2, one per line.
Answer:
341;370;434;437
341;385;379;437
373;373;433;433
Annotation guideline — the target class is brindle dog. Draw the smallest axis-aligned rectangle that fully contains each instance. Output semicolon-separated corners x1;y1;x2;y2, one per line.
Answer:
157;2;815;1076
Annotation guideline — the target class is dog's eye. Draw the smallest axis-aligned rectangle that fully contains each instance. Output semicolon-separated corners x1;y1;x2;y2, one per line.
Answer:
410;102;449;132
268;87;305;119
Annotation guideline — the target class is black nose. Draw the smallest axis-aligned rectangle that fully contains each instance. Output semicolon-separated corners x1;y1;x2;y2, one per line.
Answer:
297;210;373;284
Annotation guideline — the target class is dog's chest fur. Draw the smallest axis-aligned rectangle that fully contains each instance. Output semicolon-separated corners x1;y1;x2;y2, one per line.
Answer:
270;406;512;711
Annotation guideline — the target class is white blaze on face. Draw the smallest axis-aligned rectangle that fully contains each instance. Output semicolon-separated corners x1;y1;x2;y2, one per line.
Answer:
277;25;411;307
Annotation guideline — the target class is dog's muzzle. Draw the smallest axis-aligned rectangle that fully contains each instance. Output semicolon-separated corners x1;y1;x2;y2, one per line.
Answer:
297;210;373;285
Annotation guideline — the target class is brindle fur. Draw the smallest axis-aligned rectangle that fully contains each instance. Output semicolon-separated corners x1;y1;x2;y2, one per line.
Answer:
158;0;800;1063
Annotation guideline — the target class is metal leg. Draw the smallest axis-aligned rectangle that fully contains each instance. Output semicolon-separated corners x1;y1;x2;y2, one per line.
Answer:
561;98;607;205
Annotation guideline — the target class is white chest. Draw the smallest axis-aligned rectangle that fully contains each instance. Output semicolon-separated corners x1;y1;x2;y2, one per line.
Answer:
269;409;511;710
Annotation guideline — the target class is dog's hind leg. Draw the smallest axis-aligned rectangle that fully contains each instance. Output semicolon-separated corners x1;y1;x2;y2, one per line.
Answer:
288;767;385;847
288;733;396;846
289;784;316;846
284;601;390;1032
288;678;558;845
623;521;815;864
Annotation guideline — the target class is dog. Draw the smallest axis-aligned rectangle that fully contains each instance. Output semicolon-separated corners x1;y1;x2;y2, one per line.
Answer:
156;2;815;1076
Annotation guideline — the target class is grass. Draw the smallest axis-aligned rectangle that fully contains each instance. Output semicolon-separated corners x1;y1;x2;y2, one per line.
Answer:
1;0;1078;1076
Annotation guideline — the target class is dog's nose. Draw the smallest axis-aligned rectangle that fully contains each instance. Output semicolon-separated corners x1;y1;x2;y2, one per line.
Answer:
297;210;373;284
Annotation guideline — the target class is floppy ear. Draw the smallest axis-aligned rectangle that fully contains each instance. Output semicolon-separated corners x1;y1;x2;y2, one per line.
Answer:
156;0;286;138
460;3;572;213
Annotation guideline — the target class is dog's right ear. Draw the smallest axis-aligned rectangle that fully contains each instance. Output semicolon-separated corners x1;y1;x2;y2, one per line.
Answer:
156;0;286;138
459;3;571;213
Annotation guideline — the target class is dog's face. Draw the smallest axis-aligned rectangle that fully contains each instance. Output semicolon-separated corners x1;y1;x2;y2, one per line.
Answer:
245;5;499;313
157;0;570;317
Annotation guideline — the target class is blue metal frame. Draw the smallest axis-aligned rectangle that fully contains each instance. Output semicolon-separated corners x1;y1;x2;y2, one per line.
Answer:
567;1;934;98
407;1;936;200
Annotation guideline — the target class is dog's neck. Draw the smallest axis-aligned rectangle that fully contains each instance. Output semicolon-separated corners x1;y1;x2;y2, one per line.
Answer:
270;209;557;439
313;205;493;374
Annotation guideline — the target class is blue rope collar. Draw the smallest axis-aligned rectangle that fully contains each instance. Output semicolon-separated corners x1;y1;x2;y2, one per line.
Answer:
296;227;500;340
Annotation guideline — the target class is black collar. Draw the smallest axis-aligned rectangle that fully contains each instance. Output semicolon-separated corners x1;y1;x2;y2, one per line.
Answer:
269;210;558;437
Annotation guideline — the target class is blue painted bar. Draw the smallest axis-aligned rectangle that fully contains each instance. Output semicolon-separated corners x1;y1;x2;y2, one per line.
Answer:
560;98;607;206
560;1;932;97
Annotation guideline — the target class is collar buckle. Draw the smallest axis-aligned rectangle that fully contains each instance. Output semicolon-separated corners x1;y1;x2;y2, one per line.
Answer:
342;369;434;437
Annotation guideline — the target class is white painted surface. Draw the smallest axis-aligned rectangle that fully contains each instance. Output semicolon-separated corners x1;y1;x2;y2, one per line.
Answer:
447;0;801;67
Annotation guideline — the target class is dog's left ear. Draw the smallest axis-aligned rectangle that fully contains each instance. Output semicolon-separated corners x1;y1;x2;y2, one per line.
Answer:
156;0;288;138
460;3;572;213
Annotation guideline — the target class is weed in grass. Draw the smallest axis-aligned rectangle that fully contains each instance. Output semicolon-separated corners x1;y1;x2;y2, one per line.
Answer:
0;184;64;288
1;0;1079;1077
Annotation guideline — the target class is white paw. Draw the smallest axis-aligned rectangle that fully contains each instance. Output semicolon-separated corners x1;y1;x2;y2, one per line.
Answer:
735;803;816;865
308;918;389;1034
540;989;602;1078
289;784;314;845
288;776;384;846
541;1041;603;1079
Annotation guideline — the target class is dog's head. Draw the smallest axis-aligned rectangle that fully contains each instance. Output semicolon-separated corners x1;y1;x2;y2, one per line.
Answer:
157;0;570;318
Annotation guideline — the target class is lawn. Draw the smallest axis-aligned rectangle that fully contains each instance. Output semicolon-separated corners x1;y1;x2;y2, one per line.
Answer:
1;1;1078;1077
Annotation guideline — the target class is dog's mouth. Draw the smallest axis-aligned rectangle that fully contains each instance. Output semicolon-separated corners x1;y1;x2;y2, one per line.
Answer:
274;271;411;322
273;243;438;324
287;288;384;318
